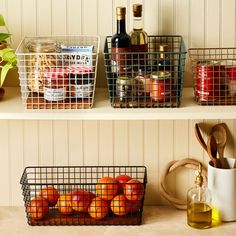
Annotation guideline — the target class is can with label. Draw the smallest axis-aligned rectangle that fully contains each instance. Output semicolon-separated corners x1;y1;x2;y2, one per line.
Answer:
43;68;69;102
196;61;221;101
150;71;172;102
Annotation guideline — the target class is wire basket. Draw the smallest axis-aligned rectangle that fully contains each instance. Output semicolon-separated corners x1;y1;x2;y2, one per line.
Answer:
104;35;187;108
16;36;100;109
20;166;147;226
189;47;236;105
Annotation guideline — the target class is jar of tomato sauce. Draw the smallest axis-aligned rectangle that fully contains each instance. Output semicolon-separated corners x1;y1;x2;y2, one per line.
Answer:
43;68;69;102
150;71;172;102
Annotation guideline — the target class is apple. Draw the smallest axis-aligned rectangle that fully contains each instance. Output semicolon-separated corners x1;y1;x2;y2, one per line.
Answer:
71;189;95;212
116;174;132;193
39;186;59;207
130;200;142;213
96;176;119;200
57;194;74;215
88;197;109;220
123;179;145;201
27;197;49;220
110;194;130;216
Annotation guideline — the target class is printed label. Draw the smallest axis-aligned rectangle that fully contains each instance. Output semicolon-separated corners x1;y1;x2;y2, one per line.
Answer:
73;84;93;98
111;47;130;73
44;87;67;101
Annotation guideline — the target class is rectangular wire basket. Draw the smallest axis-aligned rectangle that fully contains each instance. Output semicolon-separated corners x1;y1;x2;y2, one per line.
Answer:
16;36;100;109
104;35;187;108
189;47;236;105
20;166;147;226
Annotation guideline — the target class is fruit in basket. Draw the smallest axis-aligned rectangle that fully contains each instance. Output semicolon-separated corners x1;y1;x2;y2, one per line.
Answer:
130;200;142;213
116;174;132;193
110;194;130;216
88;197;109;220
124;179;145;201
27;197;49;220
57;194;74;215
71;189;95;212
96;176;119;200
39;186;59;207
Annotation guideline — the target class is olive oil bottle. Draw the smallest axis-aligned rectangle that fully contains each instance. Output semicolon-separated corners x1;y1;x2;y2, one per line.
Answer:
187;163;212;229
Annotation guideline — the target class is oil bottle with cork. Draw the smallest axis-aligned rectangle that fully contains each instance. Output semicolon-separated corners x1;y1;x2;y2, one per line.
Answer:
187;163;212;229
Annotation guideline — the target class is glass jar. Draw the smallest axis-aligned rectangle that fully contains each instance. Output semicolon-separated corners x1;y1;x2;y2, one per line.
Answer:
26;38;61;94
116;76;135;102
150;71;172;102
43;68;68;102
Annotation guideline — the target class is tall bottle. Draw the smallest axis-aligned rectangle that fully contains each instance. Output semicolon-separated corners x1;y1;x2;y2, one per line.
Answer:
111;7;131;76
187;163;212;229
130;4;148;71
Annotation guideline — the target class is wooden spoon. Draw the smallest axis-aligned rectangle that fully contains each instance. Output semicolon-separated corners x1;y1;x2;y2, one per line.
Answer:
207;135;221;168
210;123;229;169
194;123;207;151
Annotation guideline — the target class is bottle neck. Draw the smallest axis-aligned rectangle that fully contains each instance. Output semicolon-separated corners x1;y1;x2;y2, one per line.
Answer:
117;19;127;34
132;16;143;30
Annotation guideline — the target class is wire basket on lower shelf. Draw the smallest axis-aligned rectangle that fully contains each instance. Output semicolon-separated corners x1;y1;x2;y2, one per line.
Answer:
104;35;187;108
189;47;236;105
16;36;100;109
20;166;147;226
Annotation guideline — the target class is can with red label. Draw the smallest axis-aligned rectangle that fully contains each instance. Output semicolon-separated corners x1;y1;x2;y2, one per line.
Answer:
43;68;69;102
195;61;221;101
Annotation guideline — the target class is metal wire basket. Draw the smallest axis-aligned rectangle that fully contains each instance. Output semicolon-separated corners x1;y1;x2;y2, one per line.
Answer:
16;36;100;109
189;47;236;105
20;166;147;226
104;35;187;108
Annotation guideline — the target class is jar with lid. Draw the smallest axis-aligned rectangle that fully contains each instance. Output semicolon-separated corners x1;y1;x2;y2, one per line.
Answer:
69;66;94;99
43;68;68;102
26;38;61;94
150;71;172;102
116;76;136;102
135;69;150;98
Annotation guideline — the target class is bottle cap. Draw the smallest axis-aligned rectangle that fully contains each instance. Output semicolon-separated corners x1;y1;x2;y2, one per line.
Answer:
116;7;126;20
133;4;142;17
159;44;168;52
195;163;203;187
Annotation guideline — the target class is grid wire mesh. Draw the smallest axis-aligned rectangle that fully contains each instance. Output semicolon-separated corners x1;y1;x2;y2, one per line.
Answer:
104;35;187;108
20;166;147;226
16;36;100;109
189;47;236;105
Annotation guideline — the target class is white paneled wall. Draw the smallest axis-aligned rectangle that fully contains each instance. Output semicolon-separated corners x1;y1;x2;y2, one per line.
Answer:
0;120;236;206
1;0;236;87
0;0;236;206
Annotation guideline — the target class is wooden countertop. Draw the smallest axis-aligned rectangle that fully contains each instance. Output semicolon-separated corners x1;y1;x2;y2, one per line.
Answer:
0;206;235;236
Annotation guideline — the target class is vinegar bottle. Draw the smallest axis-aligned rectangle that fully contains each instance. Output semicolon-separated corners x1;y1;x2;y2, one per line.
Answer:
187;163;212;229
130;4;148;71
111;7;131;76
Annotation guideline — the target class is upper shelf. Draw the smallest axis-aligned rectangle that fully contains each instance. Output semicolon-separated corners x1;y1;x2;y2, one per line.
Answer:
1;87;236;120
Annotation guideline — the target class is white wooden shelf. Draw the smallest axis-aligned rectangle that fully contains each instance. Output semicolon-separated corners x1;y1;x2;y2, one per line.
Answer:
0;87;236;120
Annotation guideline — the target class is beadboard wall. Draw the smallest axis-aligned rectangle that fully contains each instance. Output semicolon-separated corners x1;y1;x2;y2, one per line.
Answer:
0;0;236;207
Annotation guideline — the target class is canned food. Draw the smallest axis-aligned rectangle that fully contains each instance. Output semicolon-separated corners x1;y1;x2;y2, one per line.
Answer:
223;60;236;96
150;71;172;102
196;61;221;101
116;76;135;101
43;68;69;102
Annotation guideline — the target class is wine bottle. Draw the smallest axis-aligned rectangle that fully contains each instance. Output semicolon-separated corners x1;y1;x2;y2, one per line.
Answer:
130;4;148;71
111;7;131;75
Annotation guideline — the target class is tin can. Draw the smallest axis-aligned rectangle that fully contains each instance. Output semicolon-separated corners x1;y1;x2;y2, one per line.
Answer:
43;68;69;102
222;60;236;96
196;61;221;101
150;71;172;102
116;76;135;101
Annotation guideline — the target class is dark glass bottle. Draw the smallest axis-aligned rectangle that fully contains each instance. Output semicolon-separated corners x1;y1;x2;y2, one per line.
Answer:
111;7;131;76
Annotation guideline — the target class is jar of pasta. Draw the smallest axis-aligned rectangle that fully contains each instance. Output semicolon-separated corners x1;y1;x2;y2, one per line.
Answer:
26;38;61;94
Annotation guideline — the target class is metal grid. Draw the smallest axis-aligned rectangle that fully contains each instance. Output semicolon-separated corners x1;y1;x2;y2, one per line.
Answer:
20;166;147;226
16;36;100;109
189;48;236;105
104;35;187;108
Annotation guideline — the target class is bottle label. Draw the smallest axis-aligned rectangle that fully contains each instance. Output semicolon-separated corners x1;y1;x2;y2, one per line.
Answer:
111;47;131;74
44;87;67;101
73;83;93;98
131;44;148;67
